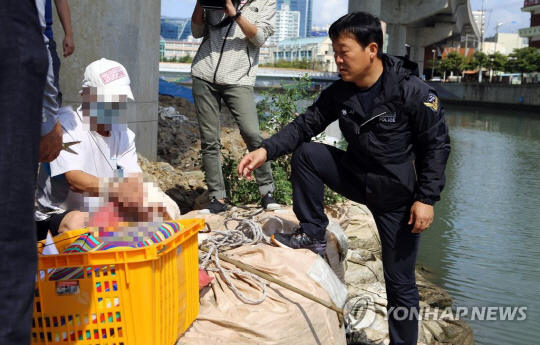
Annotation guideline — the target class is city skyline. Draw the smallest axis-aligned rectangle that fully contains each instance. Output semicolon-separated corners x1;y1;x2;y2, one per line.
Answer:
161;0;531;37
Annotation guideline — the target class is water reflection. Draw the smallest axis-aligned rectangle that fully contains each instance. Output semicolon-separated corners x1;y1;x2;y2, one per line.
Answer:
417;104;540;345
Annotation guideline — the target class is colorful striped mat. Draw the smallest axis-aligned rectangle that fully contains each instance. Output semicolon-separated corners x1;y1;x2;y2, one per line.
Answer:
48;221;184;281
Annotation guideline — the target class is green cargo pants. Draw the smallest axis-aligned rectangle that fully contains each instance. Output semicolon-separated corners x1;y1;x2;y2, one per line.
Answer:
192;77;275;200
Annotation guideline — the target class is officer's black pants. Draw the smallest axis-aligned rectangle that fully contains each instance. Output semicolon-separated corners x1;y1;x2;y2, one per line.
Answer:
291;142;420;345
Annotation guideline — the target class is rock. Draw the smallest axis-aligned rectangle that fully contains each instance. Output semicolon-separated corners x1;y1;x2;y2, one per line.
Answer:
194;190;210;210
417;271;453;308
184;170;205;179
346;258;384;285
345;203;381;254
347;248;376;263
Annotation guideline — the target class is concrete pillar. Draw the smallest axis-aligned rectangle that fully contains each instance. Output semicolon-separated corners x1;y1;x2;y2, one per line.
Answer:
348;0;381;16
52;0;160;161
409;46;426;77
386;23;407;56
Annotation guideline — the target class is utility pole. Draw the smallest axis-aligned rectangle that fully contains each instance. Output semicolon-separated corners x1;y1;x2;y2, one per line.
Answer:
431;49;436;79
495;22;505;53
478;0;484;83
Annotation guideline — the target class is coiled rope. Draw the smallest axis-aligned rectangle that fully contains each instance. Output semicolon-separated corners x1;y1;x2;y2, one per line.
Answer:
199;216;283;304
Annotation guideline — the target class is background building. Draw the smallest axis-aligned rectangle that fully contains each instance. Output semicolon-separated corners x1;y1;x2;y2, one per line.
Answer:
269;36;336;72
162;39;201;60
161;40;270;65
483;33;527;54
268;4;300;45
161;17;192;40
276;0;313;37
519;0;540;48
472;10;486;40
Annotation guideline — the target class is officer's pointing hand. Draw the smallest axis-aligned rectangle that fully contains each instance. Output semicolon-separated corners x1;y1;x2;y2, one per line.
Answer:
238;148;267;180
409;201;434;233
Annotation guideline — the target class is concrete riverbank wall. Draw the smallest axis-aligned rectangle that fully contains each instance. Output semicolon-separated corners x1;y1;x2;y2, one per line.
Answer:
430;83;540;109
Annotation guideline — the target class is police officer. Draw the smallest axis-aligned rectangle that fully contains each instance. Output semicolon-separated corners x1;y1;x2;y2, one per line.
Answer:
238;11;451;345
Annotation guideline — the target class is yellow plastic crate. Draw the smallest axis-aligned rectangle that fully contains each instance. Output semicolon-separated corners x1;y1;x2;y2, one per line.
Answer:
37;229;89;255
32;218;203;345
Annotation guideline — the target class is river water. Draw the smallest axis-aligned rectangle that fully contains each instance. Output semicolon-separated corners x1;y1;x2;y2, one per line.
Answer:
416;104;540;345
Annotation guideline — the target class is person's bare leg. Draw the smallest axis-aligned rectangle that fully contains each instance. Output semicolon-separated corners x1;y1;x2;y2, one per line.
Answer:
58;211;88;233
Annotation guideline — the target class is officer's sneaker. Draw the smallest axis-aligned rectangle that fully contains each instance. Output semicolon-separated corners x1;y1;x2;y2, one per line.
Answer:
198;197;227;214
261;191;281;211
271;228;326;256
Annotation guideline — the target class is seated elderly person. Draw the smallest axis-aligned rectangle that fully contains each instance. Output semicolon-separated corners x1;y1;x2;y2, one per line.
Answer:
35;58;180;240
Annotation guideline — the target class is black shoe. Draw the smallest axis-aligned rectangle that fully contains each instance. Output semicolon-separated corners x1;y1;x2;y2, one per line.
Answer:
272;228;326;256
198;197;227;214
261;191;280;211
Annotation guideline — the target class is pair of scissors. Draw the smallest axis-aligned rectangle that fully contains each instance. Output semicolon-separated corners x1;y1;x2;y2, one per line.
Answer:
62;141;81;154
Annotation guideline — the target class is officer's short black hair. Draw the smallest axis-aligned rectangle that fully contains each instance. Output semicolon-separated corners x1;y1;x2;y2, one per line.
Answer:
328;12;384;59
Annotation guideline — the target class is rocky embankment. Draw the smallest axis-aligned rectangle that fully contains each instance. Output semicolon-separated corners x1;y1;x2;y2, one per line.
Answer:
143;96;474;345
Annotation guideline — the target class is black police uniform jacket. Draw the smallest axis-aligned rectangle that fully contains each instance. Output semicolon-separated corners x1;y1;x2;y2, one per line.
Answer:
261;54;451;211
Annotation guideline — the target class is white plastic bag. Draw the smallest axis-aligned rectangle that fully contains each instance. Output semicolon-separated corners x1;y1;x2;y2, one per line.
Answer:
307;256;348;308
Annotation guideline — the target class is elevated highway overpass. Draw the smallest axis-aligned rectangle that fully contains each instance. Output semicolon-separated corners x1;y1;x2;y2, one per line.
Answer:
349;0;480;77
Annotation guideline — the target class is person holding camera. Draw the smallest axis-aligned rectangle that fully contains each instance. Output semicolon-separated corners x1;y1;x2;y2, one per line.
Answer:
190;0;279;214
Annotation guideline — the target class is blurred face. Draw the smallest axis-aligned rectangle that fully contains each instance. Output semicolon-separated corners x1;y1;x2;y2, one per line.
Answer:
332;33;378;87
81;86;128;132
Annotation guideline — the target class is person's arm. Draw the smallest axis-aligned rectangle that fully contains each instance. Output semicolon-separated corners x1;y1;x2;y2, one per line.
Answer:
40;120;63;162
238;86;338;178
223;0;258;39
227;0;276;47
408;84;451;233
263;88;337;161
191;0;206;38
53;0;74;57
238;147;267;180
65;171;157;221
65;170;99;194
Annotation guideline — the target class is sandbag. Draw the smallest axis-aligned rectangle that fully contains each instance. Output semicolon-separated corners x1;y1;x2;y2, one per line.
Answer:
181;244;346;345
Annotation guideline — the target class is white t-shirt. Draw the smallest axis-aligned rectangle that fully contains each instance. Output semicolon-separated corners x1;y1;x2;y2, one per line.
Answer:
36;106;141;214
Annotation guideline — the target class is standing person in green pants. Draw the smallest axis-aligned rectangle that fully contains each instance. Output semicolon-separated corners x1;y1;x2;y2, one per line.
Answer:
190;0;280;214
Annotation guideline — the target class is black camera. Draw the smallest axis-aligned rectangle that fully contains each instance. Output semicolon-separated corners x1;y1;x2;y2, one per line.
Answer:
200;0;226;10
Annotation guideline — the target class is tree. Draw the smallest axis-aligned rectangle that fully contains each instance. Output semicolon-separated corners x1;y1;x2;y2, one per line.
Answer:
486;52;508;82
260;58;313;70
487;52;508;72
439;51;466;78
254;75;344;205
506;47;540;79
466;51;488;71
312;59;326;71
178;55;193;63
428;59;442;76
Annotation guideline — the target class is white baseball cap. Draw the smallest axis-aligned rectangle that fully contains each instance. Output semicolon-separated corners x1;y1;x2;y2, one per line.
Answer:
81;58;135;101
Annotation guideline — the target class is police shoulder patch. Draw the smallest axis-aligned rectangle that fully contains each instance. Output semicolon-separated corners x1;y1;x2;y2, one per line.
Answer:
423;92;439;111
